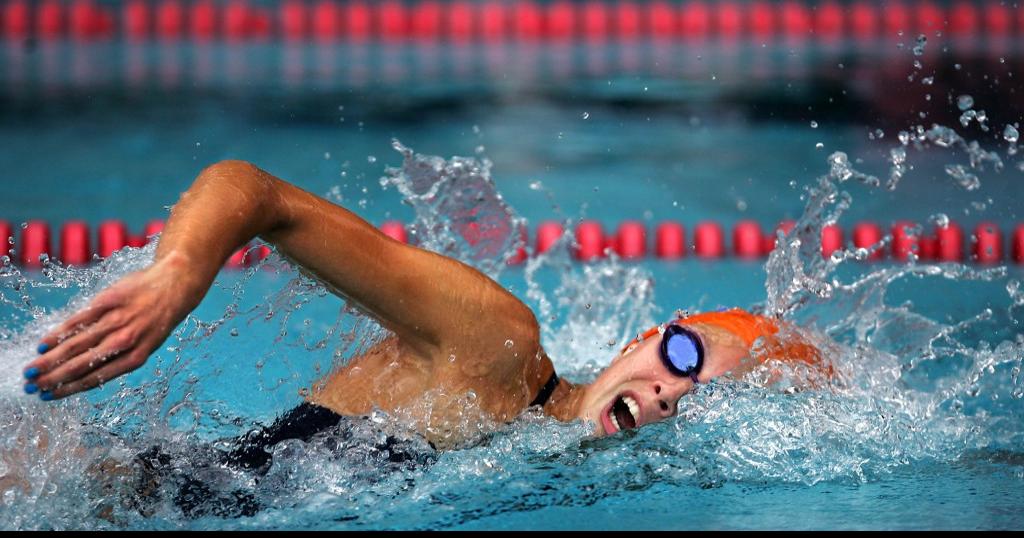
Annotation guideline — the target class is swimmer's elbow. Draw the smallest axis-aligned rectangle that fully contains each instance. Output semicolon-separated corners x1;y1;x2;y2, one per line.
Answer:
198;160;268;190
193;159;283;218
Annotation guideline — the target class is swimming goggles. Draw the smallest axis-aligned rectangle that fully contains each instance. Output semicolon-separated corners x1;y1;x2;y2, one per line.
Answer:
621;324;705;382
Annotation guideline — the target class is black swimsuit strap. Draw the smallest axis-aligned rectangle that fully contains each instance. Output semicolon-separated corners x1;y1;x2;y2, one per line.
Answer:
529;371;559;408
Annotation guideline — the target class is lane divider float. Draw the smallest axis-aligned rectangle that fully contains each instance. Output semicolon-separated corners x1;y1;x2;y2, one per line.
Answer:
2;1;1022;43
2;218;1024;269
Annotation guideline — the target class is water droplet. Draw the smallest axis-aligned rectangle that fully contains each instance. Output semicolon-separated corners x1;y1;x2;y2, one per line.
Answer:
581;112;590;120
367;155;377;163
323;152;331;160
810;121;818;128
912;34;927;56
448;354;456;363
230;328;239;337
1003;124;1019;143
944;164;981;191
815;142;824;149
504;339;514;348
961;111;974;126
921;76;934;85
954;63;962;70
529;180;543;190
957;94;974;111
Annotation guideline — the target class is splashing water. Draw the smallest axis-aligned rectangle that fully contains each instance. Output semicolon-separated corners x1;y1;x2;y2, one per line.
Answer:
756;110;1023;490
379;140;526;281
2;112;1024;530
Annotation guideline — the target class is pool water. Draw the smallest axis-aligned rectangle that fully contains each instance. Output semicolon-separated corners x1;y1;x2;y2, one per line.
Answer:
2;38;1024;530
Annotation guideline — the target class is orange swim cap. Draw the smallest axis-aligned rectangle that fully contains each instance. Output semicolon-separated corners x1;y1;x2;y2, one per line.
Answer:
676;309;779;349
625;308;822;367
678;308;822;367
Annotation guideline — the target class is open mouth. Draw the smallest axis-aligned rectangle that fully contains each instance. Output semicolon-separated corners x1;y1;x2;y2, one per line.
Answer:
605;394;640;433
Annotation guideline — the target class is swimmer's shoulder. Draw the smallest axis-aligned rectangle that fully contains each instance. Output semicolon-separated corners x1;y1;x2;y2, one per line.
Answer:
450;296;548;412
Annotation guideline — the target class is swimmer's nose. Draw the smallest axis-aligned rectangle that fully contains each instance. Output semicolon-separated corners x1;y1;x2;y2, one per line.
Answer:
652;382;679;418
657;398;675;417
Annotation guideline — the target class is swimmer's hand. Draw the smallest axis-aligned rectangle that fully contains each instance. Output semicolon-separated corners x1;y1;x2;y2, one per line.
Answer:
23;252;199;400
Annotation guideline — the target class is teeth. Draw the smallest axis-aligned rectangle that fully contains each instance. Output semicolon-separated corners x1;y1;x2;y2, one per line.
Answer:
608;409;620;432
623;396;640;424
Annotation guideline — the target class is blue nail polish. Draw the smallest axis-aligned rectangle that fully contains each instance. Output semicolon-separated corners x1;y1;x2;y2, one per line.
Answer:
23;367;39;380
39;391;53;402
24;383;38;395
37;343;50;354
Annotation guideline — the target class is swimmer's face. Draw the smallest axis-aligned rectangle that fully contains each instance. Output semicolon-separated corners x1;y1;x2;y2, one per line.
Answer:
579;322;749;437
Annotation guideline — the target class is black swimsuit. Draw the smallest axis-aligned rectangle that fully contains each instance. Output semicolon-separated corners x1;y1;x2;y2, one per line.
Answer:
132;371;560;519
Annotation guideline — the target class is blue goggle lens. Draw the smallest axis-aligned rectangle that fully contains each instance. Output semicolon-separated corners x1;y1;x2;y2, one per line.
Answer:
662;327;703;377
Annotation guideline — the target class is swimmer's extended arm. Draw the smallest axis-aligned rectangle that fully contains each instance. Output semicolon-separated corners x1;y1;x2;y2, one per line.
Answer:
25;160;538;399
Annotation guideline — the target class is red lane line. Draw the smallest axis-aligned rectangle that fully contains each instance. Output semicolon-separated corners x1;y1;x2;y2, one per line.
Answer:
3;1;1019;42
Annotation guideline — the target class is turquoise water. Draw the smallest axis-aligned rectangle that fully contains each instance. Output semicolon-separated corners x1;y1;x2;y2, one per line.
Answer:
1;39;1023;530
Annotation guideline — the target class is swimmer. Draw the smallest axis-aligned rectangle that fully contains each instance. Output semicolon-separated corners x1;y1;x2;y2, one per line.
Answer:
21;160;826;451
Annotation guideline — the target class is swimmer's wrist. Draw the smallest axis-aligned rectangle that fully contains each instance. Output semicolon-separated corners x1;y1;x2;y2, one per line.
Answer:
152;250;210;301
153;249;196;280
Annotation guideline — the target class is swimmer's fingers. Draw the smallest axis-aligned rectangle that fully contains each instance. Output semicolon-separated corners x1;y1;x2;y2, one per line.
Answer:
37;291;122;350
31;326;138;394
45;350;148;401
25;314;126;381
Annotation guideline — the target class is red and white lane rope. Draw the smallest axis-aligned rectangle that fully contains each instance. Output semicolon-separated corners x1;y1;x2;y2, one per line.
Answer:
2;218;1022;269
2;1;1021;43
